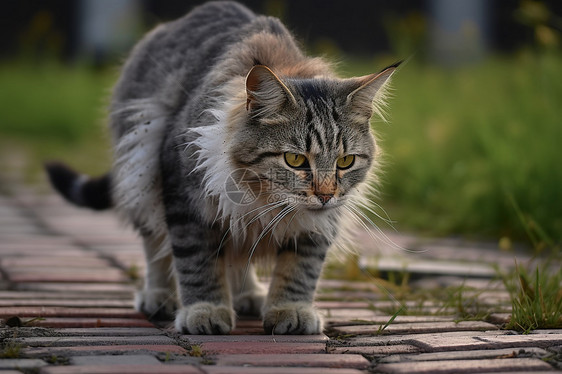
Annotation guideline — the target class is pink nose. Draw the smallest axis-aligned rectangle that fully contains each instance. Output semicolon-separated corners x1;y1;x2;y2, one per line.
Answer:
317;194;333;205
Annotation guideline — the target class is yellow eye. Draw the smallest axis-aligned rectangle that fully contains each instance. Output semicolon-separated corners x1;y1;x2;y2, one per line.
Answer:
284;152;307;168
337;155;355;169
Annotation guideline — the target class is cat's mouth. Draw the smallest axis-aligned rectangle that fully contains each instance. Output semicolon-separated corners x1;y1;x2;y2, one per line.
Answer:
304;199;342;211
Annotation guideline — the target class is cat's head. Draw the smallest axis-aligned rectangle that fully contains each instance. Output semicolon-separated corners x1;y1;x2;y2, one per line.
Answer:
227;63;398;214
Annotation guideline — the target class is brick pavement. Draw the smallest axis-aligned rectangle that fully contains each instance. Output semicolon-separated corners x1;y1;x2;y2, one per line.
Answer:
0;181;561;373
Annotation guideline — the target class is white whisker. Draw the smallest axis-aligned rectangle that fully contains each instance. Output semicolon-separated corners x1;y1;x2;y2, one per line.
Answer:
242;204;295;285
345;204;412;253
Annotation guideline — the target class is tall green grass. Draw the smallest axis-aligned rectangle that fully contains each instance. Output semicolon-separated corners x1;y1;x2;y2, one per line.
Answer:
346;53;562;244
0;62;114;178
0;54;560;244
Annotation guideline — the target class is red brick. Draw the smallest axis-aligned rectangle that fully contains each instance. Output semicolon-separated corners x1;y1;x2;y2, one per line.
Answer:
216;354;370;369
329;344;420;355
230;318;264;335
6;269;128;283
478;333;562;348
321;308;378;321
379;347;551;363
331;321;498;336
202;341;326;354
412;331;562;352
185;334;328;345
49;327;163;336
0;299;133;308
24;317;153;328
375;358;553;373
23;344;186;357
14;282;135;293
1;256;111;267
39;365;202;374
326;314;456;326
0;306;145;319
204;367;365;374
14;335;175;347
316;301;372;309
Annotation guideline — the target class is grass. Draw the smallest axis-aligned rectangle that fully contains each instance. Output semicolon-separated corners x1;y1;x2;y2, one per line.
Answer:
0;341;22;359
343;52;562;245
0;61;114;182
500;262;562;333
0;52;561;244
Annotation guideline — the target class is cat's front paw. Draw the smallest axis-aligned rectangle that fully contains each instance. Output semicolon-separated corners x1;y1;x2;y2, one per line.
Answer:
135;287;177;320
263;302;323;335
175;302;235;334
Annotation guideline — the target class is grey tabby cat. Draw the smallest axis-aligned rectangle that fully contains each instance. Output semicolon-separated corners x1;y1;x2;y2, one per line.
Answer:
46;1;399;335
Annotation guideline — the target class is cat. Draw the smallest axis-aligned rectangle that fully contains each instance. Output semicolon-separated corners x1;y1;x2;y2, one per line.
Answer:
46;1;399;335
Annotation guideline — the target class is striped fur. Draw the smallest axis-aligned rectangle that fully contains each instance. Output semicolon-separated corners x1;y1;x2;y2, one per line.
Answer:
47;1;398;335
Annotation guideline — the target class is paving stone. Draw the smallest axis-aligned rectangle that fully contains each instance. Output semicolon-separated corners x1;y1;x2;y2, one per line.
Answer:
329;344;420;356
203;367;365;374
321;308;379;321
331;321;498;335
411;331;562;352
0;291;131;300
477;333;562;348
21;317;153;328
39;365;203;374
548;345;562;353
70;354;161;366
14;282;135;294
230;319;265;335
530;329;562;335
361;256;497;278
51;327;164;336
23;344;187;357
379;347;551;363
315;301;372;309
1;257;111;267
374;358;554;373
0;299;134;308
201;341;326;354
318;291;387;300
183;334;329;344
0;359;48;369
488;313;510;324
326;315;457;326
6;269;128;283
215;354;370;369
345;330;514;348
12;335;175;347
0;307;144;319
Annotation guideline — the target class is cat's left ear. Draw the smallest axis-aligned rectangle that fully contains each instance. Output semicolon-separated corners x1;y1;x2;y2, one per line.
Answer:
346;62;401;121
245;65;297;117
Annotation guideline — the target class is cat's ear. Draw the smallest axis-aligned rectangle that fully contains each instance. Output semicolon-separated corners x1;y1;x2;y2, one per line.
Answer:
346;62;401;121
245;65;297;117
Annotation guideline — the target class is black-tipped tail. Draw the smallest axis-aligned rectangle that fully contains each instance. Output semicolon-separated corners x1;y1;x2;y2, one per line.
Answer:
45;162;112;210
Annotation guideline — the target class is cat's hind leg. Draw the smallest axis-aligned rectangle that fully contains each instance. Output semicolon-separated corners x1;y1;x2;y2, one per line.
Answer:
135;231;177;320
230;263;267;317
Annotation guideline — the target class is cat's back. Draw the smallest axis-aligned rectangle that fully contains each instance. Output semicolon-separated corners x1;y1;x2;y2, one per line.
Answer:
112;1;256;106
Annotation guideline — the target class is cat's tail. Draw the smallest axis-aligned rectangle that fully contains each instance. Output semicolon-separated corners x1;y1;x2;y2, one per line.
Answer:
45;162;112;210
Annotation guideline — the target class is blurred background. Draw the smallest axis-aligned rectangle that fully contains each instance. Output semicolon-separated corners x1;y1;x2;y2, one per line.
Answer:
0;0;560;249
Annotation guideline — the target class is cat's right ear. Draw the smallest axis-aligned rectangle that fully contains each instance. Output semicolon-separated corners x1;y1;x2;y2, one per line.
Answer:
245;65;297;117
